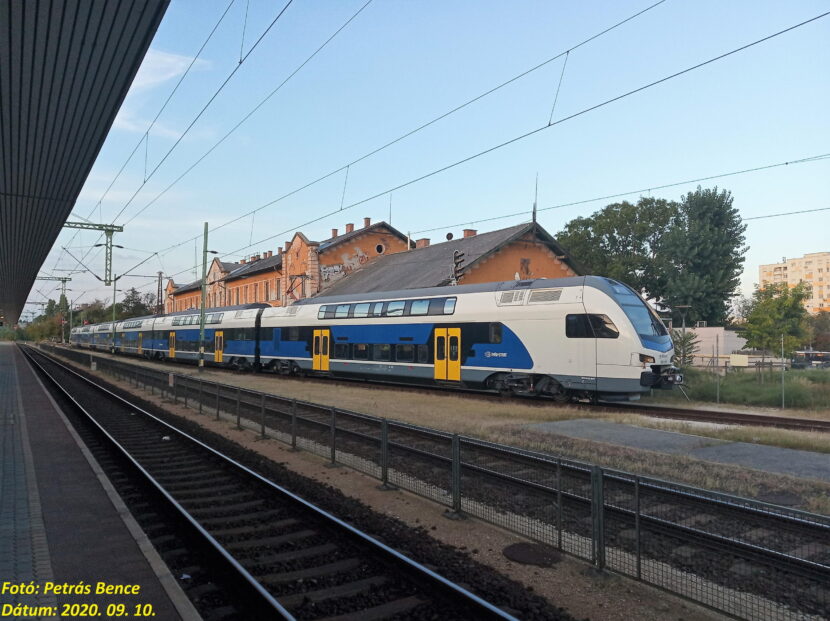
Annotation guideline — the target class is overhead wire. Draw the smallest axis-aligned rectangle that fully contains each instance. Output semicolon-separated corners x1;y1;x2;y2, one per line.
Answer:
217;10;830;256
53;0;239;275
135;0;668;253
133;152;830;296
413;153;830;233
108;0;296;225
120;0;376;228
62;8;830;298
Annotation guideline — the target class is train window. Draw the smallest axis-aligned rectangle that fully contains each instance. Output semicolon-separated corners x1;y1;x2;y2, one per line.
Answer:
353;344;369;360
373;344;391;361
333;343;350;359
335;304;350;318
317;307;326;319
566;314;593;338
322;335;329;355
260;327;275;341
436;336;446;360
417;345;430;363
588;314;619;338
396;344;415;362
314;336;320;355
286;327;300;341
428;298;446;315
370;303;385;317
353;303;371;318
409;300;429;316
443;298;457;314
385;301;405;317
489;323;502;344
449;336;459;361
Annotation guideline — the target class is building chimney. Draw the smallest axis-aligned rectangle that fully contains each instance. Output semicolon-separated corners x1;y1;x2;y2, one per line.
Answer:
265;250;272;258
240;258;247;264
415;238;430;248
463;229;477;238
345;223;354;234
284;241;290;253
363;217;371;228
278;247;283;256
331;228;338;238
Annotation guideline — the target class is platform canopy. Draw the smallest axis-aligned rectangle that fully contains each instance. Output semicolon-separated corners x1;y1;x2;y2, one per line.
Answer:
0;0;169;326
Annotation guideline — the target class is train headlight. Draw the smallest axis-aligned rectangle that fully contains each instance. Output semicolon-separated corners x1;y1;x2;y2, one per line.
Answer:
639;354;655;364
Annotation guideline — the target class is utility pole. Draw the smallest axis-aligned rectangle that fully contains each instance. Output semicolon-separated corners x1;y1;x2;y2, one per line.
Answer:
199;222;209;371
157;271;164;315
62;222;124;285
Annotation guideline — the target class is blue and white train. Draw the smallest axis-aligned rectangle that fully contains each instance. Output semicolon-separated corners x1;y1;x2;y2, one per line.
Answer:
69;276;682;401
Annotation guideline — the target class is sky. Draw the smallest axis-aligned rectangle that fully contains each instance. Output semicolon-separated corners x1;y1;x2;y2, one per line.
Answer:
27;0;830;319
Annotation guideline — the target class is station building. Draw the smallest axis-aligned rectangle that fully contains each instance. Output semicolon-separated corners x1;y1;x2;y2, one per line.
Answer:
165;219;582;313
165;218;410;312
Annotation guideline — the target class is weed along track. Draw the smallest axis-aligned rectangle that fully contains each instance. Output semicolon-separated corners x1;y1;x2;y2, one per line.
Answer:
23;346;570;621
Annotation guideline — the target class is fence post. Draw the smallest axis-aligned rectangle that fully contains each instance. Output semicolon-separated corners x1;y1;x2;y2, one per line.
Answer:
260;394;266;439
290;399;298;451
444;434;463;519
378;419;396;491
235;387;241;430
173;376;177;404
326;408;337;467
556;458;563;550
184;379;188;409
198;378;203;415
635;476;641;580
215;385;221;420
591;466;606;570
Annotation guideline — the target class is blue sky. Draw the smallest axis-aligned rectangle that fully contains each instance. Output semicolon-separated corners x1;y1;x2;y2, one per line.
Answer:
30;0;830;316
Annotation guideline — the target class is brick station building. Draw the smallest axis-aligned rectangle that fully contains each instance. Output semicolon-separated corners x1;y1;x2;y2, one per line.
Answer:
165;218;582;313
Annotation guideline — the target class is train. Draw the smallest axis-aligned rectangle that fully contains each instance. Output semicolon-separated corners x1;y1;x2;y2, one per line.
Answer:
69;276;683;401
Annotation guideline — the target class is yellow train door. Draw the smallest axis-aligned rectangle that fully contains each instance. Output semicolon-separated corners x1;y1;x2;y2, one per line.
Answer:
433;327;461;381
214;331;224;363
168;331;176;358
312;329;330;371
137;333;143;355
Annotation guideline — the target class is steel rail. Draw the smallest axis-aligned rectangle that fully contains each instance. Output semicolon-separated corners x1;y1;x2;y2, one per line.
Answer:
23;345;518;621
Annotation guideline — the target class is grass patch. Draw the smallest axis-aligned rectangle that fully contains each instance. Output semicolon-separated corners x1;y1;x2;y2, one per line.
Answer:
644;368;830;411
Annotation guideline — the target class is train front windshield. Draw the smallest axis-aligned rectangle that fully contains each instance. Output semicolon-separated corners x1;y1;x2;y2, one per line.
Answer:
605;280;672;350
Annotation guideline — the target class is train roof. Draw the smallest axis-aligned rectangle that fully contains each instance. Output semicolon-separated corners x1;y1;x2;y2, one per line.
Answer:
297;276;617;306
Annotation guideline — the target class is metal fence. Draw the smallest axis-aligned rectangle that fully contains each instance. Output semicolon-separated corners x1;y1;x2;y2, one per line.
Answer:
40;345;830;621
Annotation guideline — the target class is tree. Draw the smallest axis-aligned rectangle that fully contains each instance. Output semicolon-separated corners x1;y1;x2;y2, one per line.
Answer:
808;311;830;351
120;287;151;318
556;197;674;295
556;187;747;326
671;328;700;368
743;283;810;372
658;187;747;326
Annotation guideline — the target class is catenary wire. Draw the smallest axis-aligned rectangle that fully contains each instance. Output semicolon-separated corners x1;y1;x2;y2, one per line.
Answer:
161;149;830;292
133;0;668;253
57;10;830;299
53;0;239;275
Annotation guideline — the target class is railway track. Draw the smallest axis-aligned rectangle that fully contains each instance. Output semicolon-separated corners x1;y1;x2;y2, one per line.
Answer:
23;346;534;621
34;344;830;619
69;345;830;433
